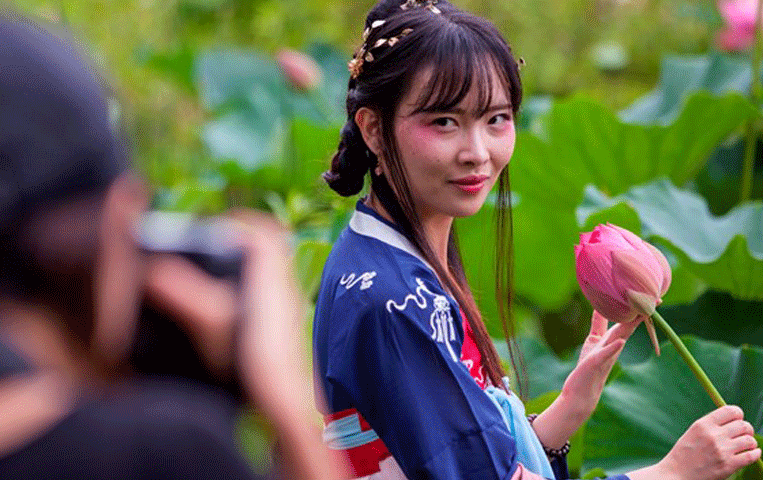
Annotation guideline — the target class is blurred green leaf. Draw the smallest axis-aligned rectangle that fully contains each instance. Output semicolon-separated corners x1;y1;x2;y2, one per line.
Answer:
304;42;351;122
154;180;227;214
195;49;283;110
512;93;758;209
295;240;332;300
590;42;630;73
583;337;763;474
578;194;642;235
137;45;197;93
620;54;754;126
290;118;341;190
203;111;285;170
496;336;576;400
659;261;707;307
659;291;763;348
517;95;553;133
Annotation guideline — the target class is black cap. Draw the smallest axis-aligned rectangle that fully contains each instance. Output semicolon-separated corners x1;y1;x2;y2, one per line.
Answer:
0;13;128;228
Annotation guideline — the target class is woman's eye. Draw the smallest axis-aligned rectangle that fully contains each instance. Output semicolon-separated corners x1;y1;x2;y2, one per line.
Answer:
432;117;457;128
489;113;512;125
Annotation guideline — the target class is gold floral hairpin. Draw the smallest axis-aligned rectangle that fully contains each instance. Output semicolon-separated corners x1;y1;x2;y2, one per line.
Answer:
348;0;440;79
349;27;414;79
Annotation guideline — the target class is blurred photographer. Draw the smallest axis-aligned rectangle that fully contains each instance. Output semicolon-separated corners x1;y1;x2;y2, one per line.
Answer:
0;13;342;480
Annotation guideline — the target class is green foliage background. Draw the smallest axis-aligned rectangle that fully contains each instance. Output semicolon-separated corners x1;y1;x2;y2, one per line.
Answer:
10;0;763;477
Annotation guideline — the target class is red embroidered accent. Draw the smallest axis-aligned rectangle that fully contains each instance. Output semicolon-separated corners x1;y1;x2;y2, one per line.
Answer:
459;310;486;389
324;408;391;477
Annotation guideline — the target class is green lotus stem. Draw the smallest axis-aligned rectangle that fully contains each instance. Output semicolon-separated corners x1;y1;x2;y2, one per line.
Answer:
742;0;763;203
651;310;763;477
650;311;725;408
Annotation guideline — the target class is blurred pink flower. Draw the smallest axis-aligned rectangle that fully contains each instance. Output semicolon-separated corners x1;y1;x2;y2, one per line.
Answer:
716;0;759;52
276;49;323;91
575;223;672;354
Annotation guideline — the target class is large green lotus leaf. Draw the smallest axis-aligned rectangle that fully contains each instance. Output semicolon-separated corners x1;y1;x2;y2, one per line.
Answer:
619;54;754;126
511;93;758;210
195;50;284;111
457;196;579;316
456;204;501;334
304;43;351;123
579;179;763;300
202;110;286;170
583;337;763;475
515;336;576;400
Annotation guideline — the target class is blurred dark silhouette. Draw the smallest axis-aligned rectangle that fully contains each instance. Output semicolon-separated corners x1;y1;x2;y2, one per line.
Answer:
0;12;344;480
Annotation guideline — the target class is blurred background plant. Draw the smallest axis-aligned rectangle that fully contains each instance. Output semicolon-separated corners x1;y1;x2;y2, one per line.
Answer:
11;0;763;477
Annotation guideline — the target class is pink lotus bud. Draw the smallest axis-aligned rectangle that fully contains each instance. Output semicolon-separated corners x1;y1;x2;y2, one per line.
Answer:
575;224;672;355
716;0;758;51
276;49;323;91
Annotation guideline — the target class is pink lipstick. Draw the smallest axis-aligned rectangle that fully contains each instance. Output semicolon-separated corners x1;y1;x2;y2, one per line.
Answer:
451;175;488;194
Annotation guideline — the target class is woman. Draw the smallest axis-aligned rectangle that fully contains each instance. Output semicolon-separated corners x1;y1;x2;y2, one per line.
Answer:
312;1;761;479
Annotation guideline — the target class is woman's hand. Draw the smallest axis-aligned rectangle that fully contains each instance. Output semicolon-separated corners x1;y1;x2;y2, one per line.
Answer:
629;405;761;480
562;311;640;418
530;311;639;449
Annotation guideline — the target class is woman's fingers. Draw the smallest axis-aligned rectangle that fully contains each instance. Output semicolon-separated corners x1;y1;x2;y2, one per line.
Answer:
729;433;760;453
709;405;745;425
589;310;609;338
722;419;756;439
577;338;626;375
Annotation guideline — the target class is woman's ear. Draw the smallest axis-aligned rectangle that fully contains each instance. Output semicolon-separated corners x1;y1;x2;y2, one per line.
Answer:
354;107;383;158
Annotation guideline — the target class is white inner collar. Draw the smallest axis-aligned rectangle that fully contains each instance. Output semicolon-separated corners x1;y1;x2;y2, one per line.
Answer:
348;209;435;273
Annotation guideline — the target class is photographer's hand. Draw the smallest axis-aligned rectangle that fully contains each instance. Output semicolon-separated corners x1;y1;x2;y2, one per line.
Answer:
144;210;346;480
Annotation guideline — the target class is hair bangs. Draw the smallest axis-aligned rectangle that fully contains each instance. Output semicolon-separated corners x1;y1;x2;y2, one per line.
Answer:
410;24;514;117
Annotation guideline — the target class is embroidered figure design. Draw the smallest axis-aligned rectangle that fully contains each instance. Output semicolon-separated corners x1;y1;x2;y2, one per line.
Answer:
340;271;377;291
387;278;458;362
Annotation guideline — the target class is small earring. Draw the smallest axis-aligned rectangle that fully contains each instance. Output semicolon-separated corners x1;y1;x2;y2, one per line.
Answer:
374;164;383;176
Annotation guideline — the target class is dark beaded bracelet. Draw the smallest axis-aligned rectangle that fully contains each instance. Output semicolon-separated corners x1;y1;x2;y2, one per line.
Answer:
526;413;571;458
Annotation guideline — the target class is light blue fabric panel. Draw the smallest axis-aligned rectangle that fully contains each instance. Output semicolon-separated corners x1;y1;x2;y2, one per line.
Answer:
485;378;555;479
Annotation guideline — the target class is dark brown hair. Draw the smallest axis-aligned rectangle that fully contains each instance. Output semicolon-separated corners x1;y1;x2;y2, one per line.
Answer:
323;0;524;393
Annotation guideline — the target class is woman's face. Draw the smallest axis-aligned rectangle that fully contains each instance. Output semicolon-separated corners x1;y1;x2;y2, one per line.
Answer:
389;66;516;223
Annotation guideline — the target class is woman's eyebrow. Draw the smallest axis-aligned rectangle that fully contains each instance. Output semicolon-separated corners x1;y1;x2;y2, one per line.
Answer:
414;102;513;116
483;103;512;113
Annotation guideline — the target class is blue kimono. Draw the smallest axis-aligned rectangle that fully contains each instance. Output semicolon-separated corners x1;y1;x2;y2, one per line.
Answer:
313;201;630;480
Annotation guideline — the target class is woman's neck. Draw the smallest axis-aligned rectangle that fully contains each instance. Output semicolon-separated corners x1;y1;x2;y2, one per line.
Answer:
365;193;453;267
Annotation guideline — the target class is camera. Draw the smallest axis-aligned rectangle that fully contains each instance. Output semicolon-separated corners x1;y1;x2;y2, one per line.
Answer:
129;211;244;396
136;211;243;280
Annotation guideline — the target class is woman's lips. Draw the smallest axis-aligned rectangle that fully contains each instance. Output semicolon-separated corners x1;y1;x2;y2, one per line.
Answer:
451;175;489;194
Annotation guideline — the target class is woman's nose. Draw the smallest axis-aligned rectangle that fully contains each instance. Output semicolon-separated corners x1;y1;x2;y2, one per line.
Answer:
457;129;490;165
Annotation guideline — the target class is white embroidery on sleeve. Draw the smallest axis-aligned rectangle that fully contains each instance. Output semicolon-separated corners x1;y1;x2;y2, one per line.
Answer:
340;271;376;291
386;278;459;362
